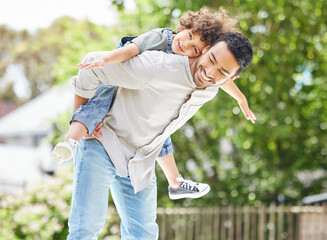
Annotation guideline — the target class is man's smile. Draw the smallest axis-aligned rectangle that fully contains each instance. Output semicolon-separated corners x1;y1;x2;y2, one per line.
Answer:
200;68;214;83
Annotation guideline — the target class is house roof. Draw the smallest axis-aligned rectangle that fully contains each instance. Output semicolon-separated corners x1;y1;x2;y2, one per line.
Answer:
0;82;73;137
302;192;327;205
0;100;18;118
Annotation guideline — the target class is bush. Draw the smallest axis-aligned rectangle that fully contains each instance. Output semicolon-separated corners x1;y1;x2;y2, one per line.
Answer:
0;166;121;240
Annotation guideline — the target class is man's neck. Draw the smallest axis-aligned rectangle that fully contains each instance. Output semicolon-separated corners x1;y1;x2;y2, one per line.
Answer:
188;57;197;76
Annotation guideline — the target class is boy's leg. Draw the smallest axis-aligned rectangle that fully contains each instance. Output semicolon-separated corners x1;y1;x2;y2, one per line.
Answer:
65;121;88;142
110;173;159;240
67;139;117;240
51;84;115;164
157;137;180;187
157;137;210;200
157;153;180;188
70;83;116;135
157;136;174;158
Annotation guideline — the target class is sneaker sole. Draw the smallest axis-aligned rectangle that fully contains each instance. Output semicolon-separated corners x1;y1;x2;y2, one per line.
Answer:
51;143;74;164
169;185;211;200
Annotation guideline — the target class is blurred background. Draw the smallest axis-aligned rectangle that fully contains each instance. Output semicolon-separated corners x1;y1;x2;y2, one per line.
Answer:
0;0;326;239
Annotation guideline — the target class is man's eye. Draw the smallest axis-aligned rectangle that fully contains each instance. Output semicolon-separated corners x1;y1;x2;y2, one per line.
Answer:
219;70;225;77
209;57;214;63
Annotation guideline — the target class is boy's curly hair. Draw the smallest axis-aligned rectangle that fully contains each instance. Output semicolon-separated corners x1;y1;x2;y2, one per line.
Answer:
177;7;239;46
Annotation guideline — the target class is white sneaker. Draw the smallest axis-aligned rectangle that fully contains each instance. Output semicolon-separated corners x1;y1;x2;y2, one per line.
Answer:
168;175;211;200
51;138;79;164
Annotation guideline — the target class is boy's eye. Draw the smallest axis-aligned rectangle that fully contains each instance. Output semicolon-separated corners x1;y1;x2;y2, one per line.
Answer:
193;47;198;54
188;32;192;38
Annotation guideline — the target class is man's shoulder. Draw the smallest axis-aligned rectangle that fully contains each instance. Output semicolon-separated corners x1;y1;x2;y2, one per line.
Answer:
140;50;188;67
140;50;186;60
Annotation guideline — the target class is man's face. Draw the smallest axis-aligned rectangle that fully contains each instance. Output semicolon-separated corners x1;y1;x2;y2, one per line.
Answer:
191;41;240;88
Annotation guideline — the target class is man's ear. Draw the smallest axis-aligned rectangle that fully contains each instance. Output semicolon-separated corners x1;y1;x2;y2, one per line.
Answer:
201;45;210;54
226;75;239;83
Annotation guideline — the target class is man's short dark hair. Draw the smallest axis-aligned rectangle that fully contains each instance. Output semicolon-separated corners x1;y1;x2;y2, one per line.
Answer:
212;32;253;76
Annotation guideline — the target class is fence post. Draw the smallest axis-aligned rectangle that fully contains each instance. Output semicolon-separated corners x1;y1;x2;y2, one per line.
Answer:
268;203;276;240
227;205;234;240
258;204;266;240
286;205;294;240
235;205;242;240
323;202;327;240
315;202;323;240
250;206;256;240
277;204;284;240
186;208;195;240
213;206;221;240
243;205;250;240
220;207;227;240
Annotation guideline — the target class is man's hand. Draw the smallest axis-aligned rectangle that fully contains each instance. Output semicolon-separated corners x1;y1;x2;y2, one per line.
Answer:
238;100;256;124
78;59;105;70
83;122;103;141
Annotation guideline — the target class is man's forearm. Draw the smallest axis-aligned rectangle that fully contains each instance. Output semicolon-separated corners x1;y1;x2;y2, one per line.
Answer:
73;94;89;112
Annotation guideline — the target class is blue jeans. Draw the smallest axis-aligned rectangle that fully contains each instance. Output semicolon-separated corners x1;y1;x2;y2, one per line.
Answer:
67;139;159;240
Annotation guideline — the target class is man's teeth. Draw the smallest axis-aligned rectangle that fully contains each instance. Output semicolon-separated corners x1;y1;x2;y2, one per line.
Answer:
201;70;211;81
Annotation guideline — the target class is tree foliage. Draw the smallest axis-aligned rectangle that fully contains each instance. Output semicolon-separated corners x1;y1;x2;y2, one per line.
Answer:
0;17;119;102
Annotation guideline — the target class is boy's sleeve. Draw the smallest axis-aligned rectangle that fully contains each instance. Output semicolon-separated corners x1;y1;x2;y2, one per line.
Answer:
131;28;168;53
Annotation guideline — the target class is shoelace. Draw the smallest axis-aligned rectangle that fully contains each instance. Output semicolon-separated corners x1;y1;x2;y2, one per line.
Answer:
176;176;199;192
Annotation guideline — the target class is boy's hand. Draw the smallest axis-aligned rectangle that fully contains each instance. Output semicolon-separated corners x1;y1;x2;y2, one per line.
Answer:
77;60;105;70
83;122;103;141
238;100;256;124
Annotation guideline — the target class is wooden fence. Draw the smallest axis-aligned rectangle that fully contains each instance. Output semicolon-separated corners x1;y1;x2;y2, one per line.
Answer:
156;204;327;240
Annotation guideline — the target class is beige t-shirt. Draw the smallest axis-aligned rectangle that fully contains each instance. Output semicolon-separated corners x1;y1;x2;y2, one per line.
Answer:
72;50;219;193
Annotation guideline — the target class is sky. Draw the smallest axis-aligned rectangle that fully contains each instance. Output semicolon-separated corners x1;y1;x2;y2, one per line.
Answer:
0;0;119;32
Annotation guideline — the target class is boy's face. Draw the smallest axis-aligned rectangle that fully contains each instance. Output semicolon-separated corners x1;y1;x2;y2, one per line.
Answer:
172;29;208;58
191;41;240;88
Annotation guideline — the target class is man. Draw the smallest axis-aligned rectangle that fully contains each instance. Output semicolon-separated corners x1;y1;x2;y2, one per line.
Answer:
67;32;253;239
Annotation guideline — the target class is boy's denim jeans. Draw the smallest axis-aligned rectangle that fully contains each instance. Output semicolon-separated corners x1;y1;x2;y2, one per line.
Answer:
67;139;158;239
70;34;174;158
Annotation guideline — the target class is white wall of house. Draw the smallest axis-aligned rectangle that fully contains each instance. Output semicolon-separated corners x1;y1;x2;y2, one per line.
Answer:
0;82;73;194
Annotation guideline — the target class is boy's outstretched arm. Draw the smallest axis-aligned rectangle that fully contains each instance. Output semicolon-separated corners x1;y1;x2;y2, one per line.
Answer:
77;43;140;70
220;81;256;124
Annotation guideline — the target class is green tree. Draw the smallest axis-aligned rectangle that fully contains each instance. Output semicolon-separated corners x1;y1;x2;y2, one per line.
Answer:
0;17;120;103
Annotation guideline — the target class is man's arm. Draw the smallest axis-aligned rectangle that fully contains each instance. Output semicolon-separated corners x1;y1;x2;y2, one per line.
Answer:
220;81;256;123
